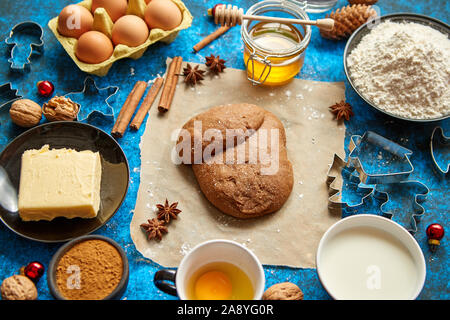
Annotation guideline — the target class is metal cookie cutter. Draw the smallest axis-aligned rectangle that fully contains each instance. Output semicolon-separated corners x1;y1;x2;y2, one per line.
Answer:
375;181;430;234
65;77;118;122
430;127;449;177
348;131;414;184
326;154;384;215
326;132;429;233
0;83;22;109
0;83;22;141
5;21;44;72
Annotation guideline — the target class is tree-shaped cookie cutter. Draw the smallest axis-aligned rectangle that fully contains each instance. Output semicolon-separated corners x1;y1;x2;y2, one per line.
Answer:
64;77;118;122
5;21;44;72
326;131;429;234
326;154;383;215
430;127;449;177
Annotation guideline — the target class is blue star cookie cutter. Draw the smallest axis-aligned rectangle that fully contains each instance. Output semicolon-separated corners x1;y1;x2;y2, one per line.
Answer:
5;21;44;72
430;127;449;177
65;77;118;122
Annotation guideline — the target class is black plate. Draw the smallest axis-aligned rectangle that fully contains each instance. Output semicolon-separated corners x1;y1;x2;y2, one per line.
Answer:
0;122;129;242
344;13;450;122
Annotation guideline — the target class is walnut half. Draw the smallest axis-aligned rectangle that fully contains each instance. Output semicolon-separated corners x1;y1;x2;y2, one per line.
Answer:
43;96;79;122
1;275;37;300
262;282;304;300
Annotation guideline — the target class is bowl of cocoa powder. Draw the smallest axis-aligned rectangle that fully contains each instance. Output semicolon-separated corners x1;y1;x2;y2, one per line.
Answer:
344;13;450;122
47;235;129;300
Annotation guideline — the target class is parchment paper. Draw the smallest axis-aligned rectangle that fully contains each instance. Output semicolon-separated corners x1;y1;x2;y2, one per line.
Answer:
130;60;346;268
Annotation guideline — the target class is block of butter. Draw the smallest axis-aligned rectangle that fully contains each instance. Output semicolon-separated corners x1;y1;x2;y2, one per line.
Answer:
18;145;102;222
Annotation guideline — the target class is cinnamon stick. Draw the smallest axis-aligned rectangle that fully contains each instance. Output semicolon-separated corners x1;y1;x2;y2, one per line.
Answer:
165;57;183;110
193;26;231;52
158;56;183;113
111;81;147;138
130;77;164;130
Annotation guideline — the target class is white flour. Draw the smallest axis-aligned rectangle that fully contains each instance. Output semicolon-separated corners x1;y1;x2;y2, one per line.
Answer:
347;21;450;119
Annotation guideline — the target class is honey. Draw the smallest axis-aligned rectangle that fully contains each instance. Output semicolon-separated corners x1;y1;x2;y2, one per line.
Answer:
244;22;306;86
241;0;311;86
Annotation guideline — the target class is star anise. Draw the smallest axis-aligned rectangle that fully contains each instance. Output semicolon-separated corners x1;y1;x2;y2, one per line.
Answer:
205;54;226;73
141;218;168;241
183;63;206;86
156;199;182;223
329;101;354;121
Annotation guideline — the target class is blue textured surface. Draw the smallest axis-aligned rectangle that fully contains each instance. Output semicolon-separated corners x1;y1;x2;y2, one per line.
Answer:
0;0;448;300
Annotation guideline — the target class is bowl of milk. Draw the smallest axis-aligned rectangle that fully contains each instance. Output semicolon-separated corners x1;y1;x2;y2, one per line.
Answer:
316;214;426;300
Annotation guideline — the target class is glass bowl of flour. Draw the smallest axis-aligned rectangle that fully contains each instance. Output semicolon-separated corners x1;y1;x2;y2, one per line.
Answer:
344;13;450;122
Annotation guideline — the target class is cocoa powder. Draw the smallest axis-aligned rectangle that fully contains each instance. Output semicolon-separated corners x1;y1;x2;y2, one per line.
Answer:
55;239;123;300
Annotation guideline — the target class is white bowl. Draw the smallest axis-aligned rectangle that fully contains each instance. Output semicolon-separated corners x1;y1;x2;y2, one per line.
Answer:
316;214;426;300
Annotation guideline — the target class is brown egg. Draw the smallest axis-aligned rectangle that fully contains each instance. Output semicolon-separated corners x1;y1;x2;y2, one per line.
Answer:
112;15;149;47
75;31;114;64
57;4;93;39
144;0;182;31
91;0;127;22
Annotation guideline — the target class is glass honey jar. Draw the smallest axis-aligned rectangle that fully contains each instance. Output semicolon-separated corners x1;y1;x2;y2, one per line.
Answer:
241;0;312;86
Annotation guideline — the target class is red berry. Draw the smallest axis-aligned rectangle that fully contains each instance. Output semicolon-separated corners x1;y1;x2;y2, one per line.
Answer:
426;223;445;253
37;80;54;97
426;223;445;241
23;261;45;282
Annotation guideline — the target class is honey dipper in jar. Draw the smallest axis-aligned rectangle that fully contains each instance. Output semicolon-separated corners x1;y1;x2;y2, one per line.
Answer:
208;2;325;86
208;3;334;31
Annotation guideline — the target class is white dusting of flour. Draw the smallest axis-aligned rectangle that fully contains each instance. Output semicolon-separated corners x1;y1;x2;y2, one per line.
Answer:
347;21;450;119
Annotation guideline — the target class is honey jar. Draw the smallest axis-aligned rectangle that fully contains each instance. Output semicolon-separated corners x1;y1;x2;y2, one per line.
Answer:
241;0;311;86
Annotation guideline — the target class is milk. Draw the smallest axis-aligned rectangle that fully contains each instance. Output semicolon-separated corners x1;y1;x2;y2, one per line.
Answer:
319;226;420;300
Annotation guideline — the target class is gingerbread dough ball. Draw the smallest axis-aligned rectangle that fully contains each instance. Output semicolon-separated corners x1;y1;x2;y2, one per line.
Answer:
1;275;38;300
179;104;294;219
263;282;304;300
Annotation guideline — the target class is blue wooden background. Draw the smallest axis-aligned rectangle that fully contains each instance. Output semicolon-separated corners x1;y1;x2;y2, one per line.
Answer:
0;0;448;300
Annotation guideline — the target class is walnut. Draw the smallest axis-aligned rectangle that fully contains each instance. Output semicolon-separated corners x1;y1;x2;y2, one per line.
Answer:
43;96;79;122
9;99;42;128
262;282;304;300
1;275;37;300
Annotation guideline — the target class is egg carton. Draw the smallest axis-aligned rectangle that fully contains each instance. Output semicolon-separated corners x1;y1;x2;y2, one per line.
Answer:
48;0;193;76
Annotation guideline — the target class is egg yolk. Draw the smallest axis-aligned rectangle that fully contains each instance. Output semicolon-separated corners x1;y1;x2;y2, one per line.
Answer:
194;271;232;300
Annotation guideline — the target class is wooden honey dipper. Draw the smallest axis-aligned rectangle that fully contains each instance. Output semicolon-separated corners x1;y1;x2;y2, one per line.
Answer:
208;4;335;31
